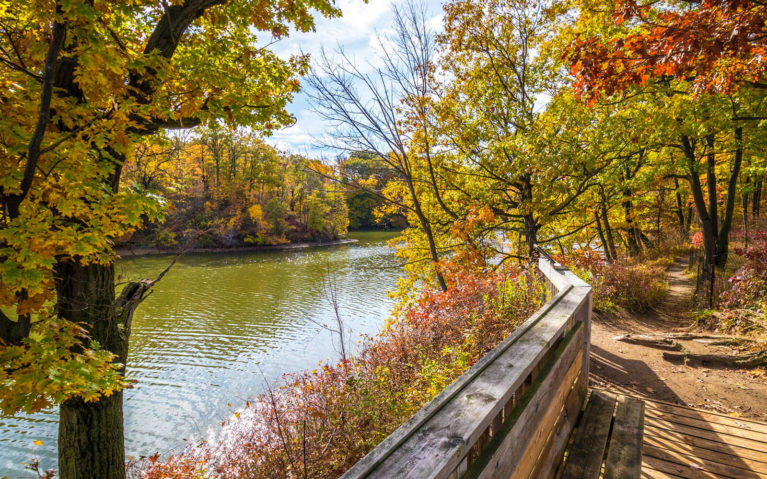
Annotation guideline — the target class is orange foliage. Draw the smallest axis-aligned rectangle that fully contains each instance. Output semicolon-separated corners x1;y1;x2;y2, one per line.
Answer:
568;0;767;101
141;265;544;478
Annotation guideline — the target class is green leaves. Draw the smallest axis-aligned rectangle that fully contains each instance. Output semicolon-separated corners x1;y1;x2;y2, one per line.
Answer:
0;317;131;415
0;0;340;414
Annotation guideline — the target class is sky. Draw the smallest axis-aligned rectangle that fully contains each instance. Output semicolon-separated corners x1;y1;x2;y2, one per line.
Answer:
263;0;445;157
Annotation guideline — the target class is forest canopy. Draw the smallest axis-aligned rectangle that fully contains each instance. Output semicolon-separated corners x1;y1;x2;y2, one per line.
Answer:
1;0;766;477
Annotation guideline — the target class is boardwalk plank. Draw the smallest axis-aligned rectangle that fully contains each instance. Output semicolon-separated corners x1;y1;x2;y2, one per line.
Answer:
644;433;767;474
560;390;616;479
641;463;686;479
644;416;767;453
643;444;767;479
642;426;767;464
644;401;767;435
645;409;767;445
642;455;728;479
604;395;644;479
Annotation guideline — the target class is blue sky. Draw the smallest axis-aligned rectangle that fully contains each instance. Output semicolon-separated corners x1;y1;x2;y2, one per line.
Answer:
264;0;445;157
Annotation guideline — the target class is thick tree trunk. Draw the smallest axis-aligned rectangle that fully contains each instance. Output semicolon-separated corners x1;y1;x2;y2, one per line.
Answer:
54;260;125;478
715;127;743;267
0;308;30;345
523;213;539;258
54;255;155;479
520;174;539;258
622;194;641;256
59;394;126;479
705;134;719;240
682;135;716;276
54;260;128;479
674;178;687;233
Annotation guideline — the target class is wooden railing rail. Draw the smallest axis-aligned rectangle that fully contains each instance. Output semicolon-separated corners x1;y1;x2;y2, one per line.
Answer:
341;249;593;479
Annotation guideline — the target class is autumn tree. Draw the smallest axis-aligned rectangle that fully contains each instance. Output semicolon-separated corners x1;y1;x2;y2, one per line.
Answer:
567;0;767;270
0;0;339;477
307;2;452;291
435;0;622;260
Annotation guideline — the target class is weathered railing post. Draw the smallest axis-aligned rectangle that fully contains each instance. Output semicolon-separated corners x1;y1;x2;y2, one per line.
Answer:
342;251;592;479
535;246;592;389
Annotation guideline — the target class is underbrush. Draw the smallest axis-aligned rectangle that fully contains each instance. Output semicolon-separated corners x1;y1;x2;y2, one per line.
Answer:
718;234;767;334
561;248;668;313
141;265;545;479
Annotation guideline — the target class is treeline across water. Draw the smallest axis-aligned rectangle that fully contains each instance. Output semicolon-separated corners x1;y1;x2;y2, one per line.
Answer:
122;128;405;249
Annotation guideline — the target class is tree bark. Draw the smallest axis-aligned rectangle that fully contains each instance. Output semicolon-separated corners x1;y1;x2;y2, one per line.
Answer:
523;213;539;258
682;134;716;275
599;193;618;260
594;211;611;261
0;309;30;345
54;256;159;479
674;177;687;233
59;394;126;479
54;260;127;479
622;194;641;256
705;134;719;247
715;127;743;266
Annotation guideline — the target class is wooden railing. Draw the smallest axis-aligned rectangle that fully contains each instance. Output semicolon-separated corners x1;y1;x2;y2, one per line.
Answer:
341;252;593;479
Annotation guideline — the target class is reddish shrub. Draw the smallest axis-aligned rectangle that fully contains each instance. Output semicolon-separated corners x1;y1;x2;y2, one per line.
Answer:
560;248;666;312
141;265;544;479
721;237;767;310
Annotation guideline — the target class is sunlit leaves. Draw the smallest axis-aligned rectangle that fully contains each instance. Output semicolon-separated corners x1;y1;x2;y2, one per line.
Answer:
0;0;340;414
567;0;767;101
0;316;130;415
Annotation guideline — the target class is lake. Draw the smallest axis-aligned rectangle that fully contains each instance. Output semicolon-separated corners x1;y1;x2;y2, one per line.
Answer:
0;231;401;476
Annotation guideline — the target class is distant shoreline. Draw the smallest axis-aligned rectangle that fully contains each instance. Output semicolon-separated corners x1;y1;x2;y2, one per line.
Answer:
116;238;359;257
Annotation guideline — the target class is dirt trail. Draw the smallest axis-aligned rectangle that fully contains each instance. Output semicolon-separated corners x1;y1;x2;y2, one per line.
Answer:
589;260;767;420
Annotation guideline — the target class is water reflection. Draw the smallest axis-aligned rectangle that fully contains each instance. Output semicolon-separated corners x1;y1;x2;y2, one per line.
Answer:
0;231;401;476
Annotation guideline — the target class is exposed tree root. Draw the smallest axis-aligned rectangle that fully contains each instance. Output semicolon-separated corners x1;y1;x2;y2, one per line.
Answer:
616;332;757;348
614;334;683;351
662;350;767;368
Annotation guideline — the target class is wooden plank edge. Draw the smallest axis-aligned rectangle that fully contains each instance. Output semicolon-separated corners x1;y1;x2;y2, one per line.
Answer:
340;284;575;479
466;322;584;479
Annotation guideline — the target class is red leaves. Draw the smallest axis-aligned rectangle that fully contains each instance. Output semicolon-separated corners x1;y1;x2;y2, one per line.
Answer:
721;232;767;309
141;265;544;478
568;0;767;101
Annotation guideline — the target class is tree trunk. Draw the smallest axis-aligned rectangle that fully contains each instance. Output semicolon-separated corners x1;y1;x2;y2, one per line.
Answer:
682;135;716;275
59;394;126;479
54;260;126;479
599;195;618;260
523;213;539;258
705;134;718;248
54;254;155;478
715;127;743;267
594;211;611;262
622;194;641;256
0;308;30;345
674;177;687;233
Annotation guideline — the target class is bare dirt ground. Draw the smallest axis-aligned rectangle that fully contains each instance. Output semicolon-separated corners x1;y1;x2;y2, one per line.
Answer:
589;260;767;420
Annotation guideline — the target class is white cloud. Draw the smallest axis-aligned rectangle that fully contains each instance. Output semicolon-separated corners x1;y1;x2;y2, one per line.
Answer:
264;0;445;156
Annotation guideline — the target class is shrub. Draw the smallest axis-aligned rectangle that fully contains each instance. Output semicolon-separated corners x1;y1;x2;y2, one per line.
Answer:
562;248;666;313
719;234;767;332
141;265;545;479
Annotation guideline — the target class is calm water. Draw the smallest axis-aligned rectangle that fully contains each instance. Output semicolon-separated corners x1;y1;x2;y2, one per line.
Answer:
0;231;401;476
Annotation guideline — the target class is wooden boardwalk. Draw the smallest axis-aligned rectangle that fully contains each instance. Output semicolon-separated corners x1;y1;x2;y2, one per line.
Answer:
341;255;766;479
560;389;767;479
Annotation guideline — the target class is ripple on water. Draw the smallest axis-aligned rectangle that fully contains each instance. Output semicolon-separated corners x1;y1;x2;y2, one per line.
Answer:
0;232;402;476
